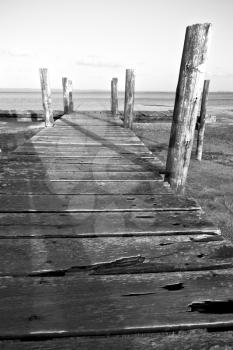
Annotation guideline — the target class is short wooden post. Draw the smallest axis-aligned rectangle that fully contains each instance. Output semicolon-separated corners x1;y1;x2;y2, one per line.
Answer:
196;79;210;161
124;69;135;129
62;77;69;114
68;79;74;113
165;23;211;193
39;68;54;127
111;78;118;116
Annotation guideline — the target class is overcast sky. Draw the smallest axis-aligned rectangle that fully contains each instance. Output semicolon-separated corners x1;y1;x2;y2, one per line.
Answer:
0;0;232;91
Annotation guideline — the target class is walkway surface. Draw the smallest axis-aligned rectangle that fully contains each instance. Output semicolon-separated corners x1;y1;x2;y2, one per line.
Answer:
1;111;233;349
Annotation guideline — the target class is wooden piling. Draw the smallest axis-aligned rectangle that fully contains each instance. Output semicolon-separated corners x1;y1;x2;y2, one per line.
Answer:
165;23;211;193
196;79;210;161
62;77;69;114
111;78;118;116
68;79;74;113
124;69;135;129
39;68;54;127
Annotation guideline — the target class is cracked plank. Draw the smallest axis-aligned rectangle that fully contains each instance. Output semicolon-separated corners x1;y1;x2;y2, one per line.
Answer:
0;235;229;276
1;269;233;338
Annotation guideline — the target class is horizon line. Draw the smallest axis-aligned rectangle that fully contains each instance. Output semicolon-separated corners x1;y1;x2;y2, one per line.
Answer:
0;88;232;93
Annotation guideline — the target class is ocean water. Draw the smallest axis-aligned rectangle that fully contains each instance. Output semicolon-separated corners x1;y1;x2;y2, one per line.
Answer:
0;90;232;111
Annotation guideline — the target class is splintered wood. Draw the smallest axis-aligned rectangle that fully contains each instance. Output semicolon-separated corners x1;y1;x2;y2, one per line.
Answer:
0;111;233;349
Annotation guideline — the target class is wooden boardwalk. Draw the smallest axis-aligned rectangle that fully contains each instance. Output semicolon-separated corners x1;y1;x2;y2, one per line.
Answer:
1;111;233;349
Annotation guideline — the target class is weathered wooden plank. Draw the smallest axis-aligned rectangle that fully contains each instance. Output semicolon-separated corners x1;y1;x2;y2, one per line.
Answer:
14;149;153;157
0;156;162;166
0;171;161;181
32;133;139;137
41;130;125;135
3;155;158;163
0;163;159;173
57;116;122;122
57;115;121;121
0;194;199;212
37;130;132;134
0;210;219;237
0;194;200;212
0;236;228;276
31;136;141;141
31;140;142;146
1;269;233;338
55;121;123;126
15;144;150;152
31;125;127;131
0;180;170;194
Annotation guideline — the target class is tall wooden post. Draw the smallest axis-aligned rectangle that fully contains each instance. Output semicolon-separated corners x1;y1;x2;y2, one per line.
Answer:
68;79;74;113
39;68;54;127
196;79;210;161
165;23;211;193
124;69;135;129
111;78;118;116
62;77;69;114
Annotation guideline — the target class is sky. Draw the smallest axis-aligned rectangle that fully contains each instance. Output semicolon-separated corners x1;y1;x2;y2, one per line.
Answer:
0;0;233;91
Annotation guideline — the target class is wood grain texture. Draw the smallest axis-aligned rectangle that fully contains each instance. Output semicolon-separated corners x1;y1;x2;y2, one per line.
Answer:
0;236;228;276
196;79;210;161
0;171;161;181
62;77;69;114
4;155;158;163
0;156;162;166
111;78;118;116
0;210;219;237
39;68;54;127
14;144;150;153
124;69;135;129
0;163;156;173
0;194;200;212
165;23;211;192
1;269;233;339
0;110;226;346
0;179;171;194
68;80;73;112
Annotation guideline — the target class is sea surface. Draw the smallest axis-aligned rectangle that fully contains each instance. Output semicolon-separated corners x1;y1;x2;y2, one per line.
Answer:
0;90;232;112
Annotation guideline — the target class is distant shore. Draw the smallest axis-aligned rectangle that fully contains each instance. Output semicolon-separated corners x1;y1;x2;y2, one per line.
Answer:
0;90;232;112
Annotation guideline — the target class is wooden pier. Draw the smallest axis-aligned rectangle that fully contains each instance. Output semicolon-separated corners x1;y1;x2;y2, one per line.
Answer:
1;111;233;349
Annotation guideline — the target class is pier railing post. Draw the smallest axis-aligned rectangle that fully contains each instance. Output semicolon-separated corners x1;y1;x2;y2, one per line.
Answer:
196;79;210;161
39;68;54;127
111;78;118;116
124;69;135;129
68;79;74;113
165;23;211;193
62;77;69;114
